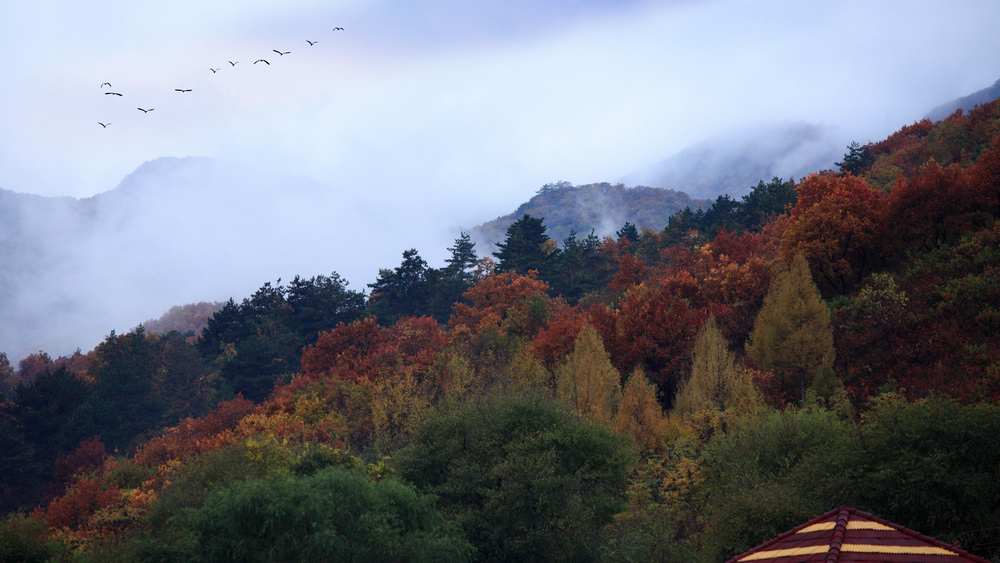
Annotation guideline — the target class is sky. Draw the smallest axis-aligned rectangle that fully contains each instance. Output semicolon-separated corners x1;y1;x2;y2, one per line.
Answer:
2;0;1000;359
4;1;1000;203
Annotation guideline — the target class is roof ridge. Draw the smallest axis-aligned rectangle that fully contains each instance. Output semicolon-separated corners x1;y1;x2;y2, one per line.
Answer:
825;506;852;562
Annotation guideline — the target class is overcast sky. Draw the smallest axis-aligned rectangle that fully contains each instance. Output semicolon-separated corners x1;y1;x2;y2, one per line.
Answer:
3;0;1000;210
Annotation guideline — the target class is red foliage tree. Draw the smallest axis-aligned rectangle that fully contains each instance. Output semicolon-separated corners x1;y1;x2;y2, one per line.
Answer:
531;304;588;372
300;317;386;383
46;437;107;501
132;396;258;468
592;278;709;408
449;271;551;334
886;160;985;253
782;173;888;295
41;477;122;531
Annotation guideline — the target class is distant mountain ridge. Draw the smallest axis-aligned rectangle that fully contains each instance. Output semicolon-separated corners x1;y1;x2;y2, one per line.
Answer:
926;77;1000;122
622;121;842;201
469;182;710;252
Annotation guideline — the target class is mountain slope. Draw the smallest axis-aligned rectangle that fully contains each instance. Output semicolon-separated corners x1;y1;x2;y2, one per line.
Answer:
469;182;709;251
926;77;1000;122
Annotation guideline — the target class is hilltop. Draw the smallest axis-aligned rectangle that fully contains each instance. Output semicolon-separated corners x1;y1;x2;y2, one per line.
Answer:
470;181;709;252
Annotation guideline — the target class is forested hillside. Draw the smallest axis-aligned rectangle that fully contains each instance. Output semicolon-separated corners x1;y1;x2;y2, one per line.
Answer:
470;181;709;253
2;100;1000;562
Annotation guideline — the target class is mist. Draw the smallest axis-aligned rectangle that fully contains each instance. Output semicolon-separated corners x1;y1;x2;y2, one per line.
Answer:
0;157;462;362
2;0;1000;360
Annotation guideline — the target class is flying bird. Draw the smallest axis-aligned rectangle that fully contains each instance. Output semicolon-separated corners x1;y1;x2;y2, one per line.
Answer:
273;49;290;55
175;88;192;92
333;27;344;31
306;40;317;46
104;92;122;96
137;107;153;113
228;61;238;66
210;68;219;73
100;82;112;88
254;59;269;65
98;122;110;128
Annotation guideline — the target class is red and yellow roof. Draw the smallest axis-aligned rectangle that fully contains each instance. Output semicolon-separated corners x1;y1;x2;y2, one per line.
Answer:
727;506;989;562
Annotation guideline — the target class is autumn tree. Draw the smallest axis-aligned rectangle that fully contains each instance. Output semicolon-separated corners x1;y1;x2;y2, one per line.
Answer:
592;276;708;409
746;254;834;403
675;317;759;419
781;173;887;295
886;159;987;253
614;369;668;452
556;324;622;425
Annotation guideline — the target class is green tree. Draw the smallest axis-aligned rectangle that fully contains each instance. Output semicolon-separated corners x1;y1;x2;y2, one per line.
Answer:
141;465;471;562
836;141;874;175
367;249;437;325
432;232;480;321
734;177;797;232
68;328;163;452
854;396;1000;560
699;408;858;562
0;367;90;512
396;393;635;562
746;254;834;403
198;274;365;402
616;221;639;243
493;214;557;279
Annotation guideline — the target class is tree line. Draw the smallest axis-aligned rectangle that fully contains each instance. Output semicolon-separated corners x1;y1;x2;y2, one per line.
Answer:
2;99;1000;561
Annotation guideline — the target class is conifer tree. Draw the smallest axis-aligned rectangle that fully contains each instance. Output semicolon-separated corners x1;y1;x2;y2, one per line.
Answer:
556;323;622;424
615;368;667;451
746;253;834;403
675;316;738;418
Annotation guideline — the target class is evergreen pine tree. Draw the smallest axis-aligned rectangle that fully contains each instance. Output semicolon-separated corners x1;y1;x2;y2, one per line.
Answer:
493;214;557;277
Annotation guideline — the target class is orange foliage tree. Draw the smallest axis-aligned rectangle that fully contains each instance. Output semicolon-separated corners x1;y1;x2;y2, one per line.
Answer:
781;173;888;295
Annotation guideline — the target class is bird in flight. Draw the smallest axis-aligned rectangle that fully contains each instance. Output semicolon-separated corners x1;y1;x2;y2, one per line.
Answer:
306;40;317;46
100;82;112;88
104;92;123;96
175;88;192;92
228;61;239;66
333;27;344;31
98;122;111;128
254;59;270;65
273;49;290;56
137;107;154;113
210;68;219;73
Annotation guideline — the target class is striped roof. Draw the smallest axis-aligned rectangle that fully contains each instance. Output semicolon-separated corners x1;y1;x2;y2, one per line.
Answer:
726;506;989;563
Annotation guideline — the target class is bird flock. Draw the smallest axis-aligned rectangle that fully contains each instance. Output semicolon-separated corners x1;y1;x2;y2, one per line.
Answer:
95;27;345;129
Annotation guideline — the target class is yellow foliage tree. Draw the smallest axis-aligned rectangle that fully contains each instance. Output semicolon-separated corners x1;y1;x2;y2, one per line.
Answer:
370;368;430;453
556;323;622;425
501;344;552;395
746;253;834;403
614;368;668;451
